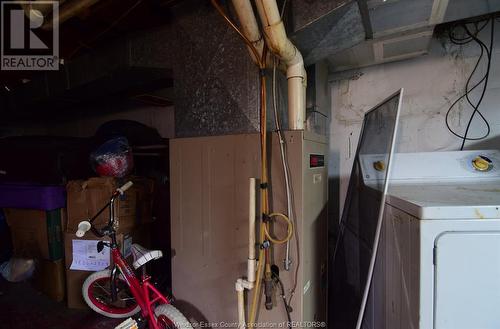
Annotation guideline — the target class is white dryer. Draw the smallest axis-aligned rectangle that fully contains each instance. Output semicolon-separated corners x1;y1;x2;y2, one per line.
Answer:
362;149;500;329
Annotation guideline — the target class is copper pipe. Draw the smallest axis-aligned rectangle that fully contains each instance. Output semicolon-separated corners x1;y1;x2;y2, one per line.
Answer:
42;0;101;30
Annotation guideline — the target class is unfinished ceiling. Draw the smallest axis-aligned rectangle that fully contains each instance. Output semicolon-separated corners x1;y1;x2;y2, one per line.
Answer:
290;0;500;72
2;0;499;84
0;0;182;88
1;0;499;130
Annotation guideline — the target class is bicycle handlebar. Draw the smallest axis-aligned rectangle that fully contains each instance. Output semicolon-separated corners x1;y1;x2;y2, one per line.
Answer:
74;181;134;238
117;181;134;195
76;220;92;237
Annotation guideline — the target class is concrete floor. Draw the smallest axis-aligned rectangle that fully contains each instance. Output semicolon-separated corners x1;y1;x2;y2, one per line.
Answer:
0;278;122;329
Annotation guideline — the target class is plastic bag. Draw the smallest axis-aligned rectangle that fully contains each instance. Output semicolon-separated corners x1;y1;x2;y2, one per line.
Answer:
0;258;35;282
90;137;134;178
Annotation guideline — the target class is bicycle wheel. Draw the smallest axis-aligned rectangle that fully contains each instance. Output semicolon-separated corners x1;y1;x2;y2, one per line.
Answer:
82;269;140;318
155;303;193;329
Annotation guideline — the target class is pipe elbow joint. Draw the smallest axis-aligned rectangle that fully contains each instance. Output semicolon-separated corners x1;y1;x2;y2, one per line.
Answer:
243;280;255;290
236;279;245;292
286;57;306;80
236;278;254;291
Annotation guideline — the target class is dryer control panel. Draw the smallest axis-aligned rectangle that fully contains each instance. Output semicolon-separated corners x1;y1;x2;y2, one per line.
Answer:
360;150;500;184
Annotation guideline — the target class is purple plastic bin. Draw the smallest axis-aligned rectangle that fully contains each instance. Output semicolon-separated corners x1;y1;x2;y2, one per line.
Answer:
0;184;66;210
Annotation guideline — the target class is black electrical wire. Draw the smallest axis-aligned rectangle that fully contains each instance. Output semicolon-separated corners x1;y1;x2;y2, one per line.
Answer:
448;20;489;44
459;19;495;150
445;30;490;140
447;19;492;136
445;17;495;150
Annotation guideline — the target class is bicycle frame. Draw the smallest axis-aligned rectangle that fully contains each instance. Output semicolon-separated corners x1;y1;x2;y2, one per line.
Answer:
111;245;171;329
86;184;172;329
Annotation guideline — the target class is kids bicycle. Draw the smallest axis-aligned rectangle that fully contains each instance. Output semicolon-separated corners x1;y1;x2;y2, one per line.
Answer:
75;181;192;329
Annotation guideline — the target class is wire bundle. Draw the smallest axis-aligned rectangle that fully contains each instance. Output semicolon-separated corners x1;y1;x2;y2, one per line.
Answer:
445;16;496;150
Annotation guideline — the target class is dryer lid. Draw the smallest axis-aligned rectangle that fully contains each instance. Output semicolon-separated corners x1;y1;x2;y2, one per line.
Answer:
386;182;500;219
361;149;500;219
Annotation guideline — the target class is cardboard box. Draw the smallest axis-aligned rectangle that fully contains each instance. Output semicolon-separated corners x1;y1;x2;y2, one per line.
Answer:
66;177;139;234
64;231;131;309
33;259;65;302
65;268;90;309
4;208;63;260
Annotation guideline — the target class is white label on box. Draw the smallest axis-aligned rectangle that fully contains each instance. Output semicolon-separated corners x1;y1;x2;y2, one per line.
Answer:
70;239;110;271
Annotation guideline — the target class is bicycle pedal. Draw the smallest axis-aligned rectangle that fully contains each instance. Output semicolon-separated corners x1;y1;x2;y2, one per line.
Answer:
114;318;138;329
135;317;147;329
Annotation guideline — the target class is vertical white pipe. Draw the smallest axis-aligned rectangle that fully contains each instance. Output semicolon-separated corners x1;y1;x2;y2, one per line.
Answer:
254;0;306;130
249;178;256;260
248;178;256;283
236;281;246;329
288;75;306;131
237;290;245;328
234;179;257;327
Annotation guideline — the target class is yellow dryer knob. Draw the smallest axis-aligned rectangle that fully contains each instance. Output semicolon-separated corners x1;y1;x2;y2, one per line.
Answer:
373;160;386;172
472;156;492;172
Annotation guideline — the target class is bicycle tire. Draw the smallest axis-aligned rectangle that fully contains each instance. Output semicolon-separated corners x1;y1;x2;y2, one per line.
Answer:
155;303;193;329
82;269;140;318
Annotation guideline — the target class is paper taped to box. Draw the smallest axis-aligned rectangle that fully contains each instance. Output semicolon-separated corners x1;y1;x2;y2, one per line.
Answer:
70;239;110;271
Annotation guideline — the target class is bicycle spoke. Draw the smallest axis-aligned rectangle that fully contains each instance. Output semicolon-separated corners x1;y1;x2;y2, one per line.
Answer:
90;278;136;309
94;283;111;295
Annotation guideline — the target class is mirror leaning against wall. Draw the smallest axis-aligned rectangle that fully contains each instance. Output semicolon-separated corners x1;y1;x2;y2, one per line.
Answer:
330;89;403;329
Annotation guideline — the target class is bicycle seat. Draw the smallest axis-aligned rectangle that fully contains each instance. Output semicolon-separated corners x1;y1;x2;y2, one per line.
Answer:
131;244;163;270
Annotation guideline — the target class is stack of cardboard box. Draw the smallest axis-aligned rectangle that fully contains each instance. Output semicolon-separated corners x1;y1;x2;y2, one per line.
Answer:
1;176;154;308
64;176;154;309
3;207;65;301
